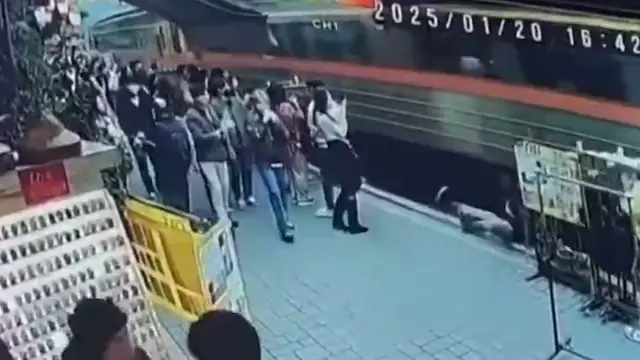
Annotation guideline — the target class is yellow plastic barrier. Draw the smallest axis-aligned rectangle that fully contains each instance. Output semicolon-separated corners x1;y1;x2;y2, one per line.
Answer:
123;196;226;321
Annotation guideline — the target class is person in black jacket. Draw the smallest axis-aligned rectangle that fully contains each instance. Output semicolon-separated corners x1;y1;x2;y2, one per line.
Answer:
116;63;157;199
153;79;193;212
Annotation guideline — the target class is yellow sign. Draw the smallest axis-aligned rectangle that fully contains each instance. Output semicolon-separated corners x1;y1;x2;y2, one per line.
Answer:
124;196;223;321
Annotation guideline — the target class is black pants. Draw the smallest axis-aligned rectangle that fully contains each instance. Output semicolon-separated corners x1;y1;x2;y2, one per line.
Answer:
229;147;253;202
316;146;334;210
327;140;362;228
131;141;156;196
158;175;190;213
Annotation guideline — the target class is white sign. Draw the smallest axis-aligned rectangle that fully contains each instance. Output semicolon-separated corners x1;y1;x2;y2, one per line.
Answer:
514;141;584;225
201;227;250;321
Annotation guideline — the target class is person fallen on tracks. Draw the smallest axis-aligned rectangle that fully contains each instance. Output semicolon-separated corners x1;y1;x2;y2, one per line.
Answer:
116;61;158;200
306;80;336;218
62;298;150;360
435;186;514;245
247;89;295;243
269;83;314;206
188;310;260;360
152;78;193;212
185;80;233;224
313;89;368;234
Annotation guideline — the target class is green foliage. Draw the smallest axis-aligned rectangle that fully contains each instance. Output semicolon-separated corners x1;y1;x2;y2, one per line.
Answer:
1;4;99;146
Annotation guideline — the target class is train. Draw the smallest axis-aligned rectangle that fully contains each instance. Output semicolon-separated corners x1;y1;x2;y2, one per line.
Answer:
90;3;640;170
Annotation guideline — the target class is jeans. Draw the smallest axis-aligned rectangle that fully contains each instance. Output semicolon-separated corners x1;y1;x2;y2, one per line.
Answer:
229;147;253;203
257;163;290;236
200;161;231;221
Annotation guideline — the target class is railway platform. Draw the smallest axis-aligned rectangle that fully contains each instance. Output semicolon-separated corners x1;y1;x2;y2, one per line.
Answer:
130;169;639;360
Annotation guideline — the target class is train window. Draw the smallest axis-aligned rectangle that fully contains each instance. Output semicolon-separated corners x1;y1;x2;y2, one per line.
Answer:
289;24;310;58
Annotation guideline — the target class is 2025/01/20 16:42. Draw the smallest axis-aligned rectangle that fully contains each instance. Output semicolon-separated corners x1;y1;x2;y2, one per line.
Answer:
372;0;640;56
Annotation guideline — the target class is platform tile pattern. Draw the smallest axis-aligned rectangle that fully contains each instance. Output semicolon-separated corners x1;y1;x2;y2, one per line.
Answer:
135;169;639;360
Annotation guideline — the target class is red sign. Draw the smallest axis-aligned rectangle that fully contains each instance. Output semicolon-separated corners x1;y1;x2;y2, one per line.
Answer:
18;162;70;205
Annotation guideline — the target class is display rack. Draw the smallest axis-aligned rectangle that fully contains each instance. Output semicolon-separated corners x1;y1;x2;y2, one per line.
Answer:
0;142;172;360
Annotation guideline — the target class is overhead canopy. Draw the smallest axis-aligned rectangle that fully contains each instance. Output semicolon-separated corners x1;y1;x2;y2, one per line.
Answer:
124;0;266;27
122;0;271;53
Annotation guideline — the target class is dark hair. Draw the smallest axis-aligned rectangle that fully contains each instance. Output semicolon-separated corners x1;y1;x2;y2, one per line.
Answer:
190;83;207;99
313;89;328;114
210;67;224;79
208;77;225;97
155;77;174;100
186;64;200;82
119;65;132;85
62;298;128;360
267;83;286;110
306;80;324;89
173;95;190;117
187;310;260;360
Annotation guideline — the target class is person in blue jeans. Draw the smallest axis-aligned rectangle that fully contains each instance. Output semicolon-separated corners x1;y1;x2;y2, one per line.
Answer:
247;88;295;243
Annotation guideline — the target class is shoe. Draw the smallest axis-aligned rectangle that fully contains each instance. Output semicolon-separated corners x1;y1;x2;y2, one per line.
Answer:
347;225;369;235
149;192;158;201
231;220;239;229
238;199;246;209
286;221;295;230
315;207;333;218
333;222;348;232
282;228;294;243
246;197;256;206
297;198;314;207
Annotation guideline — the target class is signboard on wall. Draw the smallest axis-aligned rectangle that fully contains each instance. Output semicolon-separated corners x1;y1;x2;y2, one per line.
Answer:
514;141;584;226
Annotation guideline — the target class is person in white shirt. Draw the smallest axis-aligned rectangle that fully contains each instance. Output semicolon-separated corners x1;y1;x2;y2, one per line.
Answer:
306;81;335;218
313;90;368;234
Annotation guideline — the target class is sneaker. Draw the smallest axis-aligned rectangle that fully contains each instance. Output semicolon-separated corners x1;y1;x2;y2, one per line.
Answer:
286;221;295;230
149;192;158;201
238;199;247;209
246;197;256;206
315;207;333;218
297;198;314;207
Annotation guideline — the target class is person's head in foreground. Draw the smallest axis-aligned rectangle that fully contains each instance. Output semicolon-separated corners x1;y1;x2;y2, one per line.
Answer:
188;310;260;360
62;298;139;360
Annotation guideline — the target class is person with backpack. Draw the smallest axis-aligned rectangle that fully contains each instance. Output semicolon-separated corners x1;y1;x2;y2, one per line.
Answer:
313;89;368;234
247;88;295;243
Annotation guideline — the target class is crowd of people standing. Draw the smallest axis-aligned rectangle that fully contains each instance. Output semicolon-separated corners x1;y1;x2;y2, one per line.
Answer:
107;60;368;243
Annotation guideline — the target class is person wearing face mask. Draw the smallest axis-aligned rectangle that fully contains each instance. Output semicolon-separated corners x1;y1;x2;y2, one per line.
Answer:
185;81;232;223
116;62;157;199
306;80;335;218
313;90;368;234
247;89;295;243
